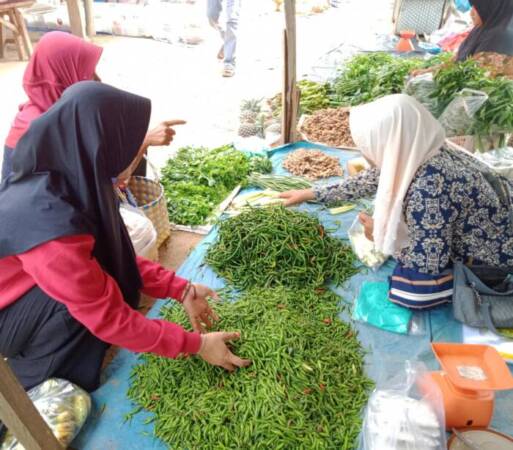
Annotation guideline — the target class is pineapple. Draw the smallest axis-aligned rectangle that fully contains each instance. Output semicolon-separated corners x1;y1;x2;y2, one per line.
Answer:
238;122;260;138
255;113;267;138
239;110;258;123
241;98;262;113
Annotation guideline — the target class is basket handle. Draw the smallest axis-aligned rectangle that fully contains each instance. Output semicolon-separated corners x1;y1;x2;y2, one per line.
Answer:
142;154;161;184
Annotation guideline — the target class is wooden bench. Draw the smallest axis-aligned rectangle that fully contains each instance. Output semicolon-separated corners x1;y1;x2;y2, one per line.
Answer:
0;0;34;61
0;0;95;62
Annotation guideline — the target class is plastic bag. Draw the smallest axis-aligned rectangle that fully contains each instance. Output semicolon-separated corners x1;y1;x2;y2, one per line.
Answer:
454;0;471;13
438;88;488;137
404;73;439;117
361;361;447;450
1;379;91;450
120;204;157;259
348;217;388;271
474;146;513;179
353;282;413;334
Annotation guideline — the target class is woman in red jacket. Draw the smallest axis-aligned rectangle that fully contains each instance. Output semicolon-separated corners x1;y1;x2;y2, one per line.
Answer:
0;81;250;392
2;31;181;181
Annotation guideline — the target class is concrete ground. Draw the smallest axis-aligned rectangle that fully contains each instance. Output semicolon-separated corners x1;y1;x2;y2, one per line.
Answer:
0;0;393;268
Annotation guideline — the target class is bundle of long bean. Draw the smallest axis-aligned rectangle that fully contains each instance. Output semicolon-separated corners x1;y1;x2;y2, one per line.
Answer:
127;287;373;450
206;205;357;289
247;172;312;191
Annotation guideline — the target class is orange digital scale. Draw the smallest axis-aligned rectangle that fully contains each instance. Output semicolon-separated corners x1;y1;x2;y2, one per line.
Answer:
419;343;513;430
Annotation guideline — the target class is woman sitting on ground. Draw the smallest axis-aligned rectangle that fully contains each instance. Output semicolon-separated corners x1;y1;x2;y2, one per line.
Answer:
2;31;182;181
0;82;250;393
280;94;513;309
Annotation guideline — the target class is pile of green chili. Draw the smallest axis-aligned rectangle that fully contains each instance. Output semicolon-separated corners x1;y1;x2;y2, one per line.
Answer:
128;287;372;450
206;205;358;289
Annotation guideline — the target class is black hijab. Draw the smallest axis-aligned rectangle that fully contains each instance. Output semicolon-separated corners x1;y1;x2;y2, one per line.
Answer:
0;81;151;308
457;0;513;61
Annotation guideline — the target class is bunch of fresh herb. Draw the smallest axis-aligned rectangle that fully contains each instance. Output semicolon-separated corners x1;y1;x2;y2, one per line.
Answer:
470;77;513;148
161;146;271;225
332;52;424;106
431;59;486;114
248;154;273;174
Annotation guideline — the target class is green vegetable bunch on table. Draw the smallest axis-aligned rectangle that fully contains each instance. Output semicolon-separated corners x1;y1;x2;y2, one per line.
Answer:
160;146;272;226
332;52;425;107
470;77;513;149
431;59;486;114
128;287;372;450
298;79;332;114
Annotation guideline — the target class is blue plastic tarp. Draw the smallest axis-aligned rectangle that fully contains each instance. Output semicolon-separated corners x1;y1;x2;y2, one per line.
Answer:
74;142;513;450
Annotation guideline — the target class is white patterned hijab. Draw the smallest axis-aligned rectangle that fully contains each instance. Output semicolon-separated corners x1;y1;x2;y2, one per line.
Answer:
349;94;446;255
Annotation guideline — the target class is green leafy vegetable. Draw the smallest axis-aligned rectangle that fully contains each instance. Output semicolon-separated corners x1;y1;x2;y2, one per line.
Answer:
431;59;486;114
332;52;424;106
470;77;513;148
161;146;272;225
248;155;273;174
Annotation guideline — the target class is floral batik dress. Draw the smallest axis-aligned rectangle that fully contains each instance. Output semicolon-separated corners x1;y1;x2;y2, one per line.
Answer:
314;147;513;309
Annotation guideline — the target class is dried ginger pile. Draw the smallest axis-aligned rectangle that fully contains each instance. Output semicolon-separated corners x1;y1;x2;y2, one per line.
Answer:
283;149;343;180
301;108;356;148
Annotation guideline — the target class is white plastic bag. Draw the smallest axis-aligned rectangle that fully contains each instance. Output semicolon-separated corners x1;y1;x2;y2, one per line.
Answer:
438;88;488;137
1;379;91;450
474;147;513;180
120;204;157;260
361;361;447;450
348;216;388;271
404;73;439;117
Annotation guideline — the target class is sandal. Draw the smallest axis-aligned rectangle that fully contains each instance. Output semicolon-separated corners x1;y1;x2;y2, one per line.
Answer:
222;64;235;77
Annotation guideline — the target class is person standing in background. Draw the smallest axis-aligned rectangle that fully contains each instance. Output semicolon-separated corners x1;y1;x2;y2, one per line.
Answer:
207;0;241;77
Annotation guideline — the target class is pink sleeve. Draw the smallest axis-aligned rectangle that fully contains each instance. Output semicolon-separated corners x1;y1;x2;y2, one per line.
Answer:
136;255;188;302
19;235;201;358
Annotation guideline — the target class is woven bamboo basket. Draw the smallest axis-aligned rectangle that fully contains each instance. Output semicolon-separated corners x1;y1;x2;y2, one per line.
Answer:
127;160;170;248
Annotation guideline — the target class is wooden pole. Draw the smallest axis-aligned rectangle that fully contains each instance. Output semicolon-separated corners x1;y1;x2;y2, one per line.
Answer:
0;358;62;450
66;0;86;39
280;0;299;145
14;7;33;57
83;0;95;37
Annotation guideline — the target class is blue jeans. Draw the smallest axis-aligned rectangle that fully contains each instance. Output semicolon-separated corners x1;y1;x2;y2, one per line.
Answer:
1;146;13;182
207;0;241;66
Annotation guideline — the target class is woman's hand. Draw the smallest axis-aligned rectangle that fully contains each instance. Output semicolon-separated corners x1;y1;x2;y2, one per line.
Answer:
182;284;220;333
279;189;315;206
145;120;186;147
198;332;252;372
359;212;374;241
